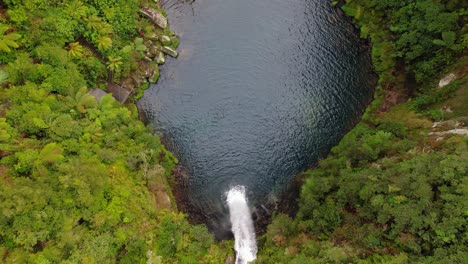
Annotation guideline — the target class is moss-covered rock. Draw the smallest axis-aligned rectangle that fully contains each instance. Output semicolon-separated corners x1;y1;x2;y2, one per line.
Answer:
149;62;160;83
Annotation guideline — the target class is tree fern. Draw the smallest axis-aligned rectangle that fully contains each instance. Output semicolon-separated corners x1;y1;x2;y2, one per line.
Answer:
0;24;21;53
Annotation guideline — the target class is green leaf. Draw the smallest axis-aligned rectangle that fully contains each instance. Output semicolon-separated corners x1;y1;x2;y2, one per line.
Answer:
0;25;8;35
106;56;123;72
134;37;144;45
135;44;146;52
68;42;84;58
0;24;21;53
122;45;133;53
0;70;8;83
38;143;64;164
97;36;112;50
4;32;20;41
441;31;456;47
77;94;98;113
432;39;446;46
0;118;11;141
32;118;49;129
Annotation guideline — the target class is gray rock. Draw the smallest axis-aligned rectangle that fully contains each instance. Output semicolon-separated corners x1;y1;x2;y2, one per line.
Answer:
429;128;468;137
160;35;171;45
432;120;462;130
438;73;456;88
161;46;178;58
140;7;167;29
155;51;165;64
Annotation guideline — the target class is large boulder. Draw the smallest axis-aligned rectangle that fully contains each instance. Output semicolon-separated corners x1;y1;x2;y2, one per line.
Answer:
161;46;178;58
140;7;167;29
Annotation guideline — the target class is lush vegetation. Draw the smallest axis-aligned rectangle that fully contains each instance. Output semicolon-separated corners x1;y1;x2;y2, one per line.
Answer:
0;0;178;99
0;0;231;263
1;0;466;263
338;0;465;85
257;0;467;262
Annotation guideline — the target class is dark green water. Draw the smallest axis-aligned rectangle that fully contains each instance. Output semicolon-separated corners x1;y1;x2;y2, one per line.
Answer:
139;0;375;235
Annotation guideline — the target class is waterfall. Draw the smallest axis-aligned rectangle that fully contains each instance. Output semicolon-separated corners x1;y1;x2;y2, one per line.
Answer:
226;186;257;264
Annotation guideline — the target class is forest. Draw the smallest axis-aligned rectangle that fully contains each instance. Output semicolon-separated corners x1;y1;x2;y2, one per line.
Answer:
0;0;466;263
256;0;467;263
0;0;230;263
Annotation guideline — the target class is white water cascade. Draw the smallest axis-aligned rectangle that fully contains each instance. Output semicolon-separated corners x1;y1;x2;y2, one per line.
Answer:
226;186;257;264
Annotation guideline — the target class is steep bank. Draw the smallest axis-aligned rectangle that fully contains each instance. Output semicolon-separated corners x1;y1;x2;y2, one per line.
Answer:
257;0;467;262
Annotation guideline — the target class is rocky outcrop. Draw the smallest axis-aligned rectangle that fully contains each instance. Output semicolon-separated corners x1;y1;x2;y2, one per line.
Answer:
161;46;178;57
140;7;168;29
119;6;178;98
429;128;468;137
438;73;456;88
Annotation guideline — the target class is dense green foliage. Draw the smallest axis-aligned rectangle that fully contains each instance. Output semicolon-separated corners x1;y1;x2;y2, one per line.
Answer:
0;0;177;95
339;0;465;84
0;0;231;263
0;84;231;262
258;100;467;263
257;0;467;262
1;0;466;262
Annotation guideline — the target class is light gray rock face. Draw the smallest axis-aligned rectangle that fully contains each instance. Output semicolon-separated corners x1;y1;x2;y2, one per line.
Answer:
429;128;468;136
156;51;165;64
161;46;178;58
438;73;456;88
140;7;167;29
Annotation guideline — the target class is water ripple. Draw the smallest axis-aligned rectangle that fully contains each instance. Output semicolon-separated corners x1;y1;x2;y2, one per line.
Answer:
139;0;375;234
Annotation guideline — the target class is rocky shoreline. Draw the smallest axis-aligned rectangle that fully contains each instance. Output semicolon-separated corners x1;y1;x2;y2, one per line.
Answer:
108;4;180;102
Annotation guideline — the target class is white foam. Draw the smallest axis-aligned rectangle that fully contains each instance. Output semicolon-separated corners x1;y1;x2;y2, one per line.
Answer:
226;186;257;264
